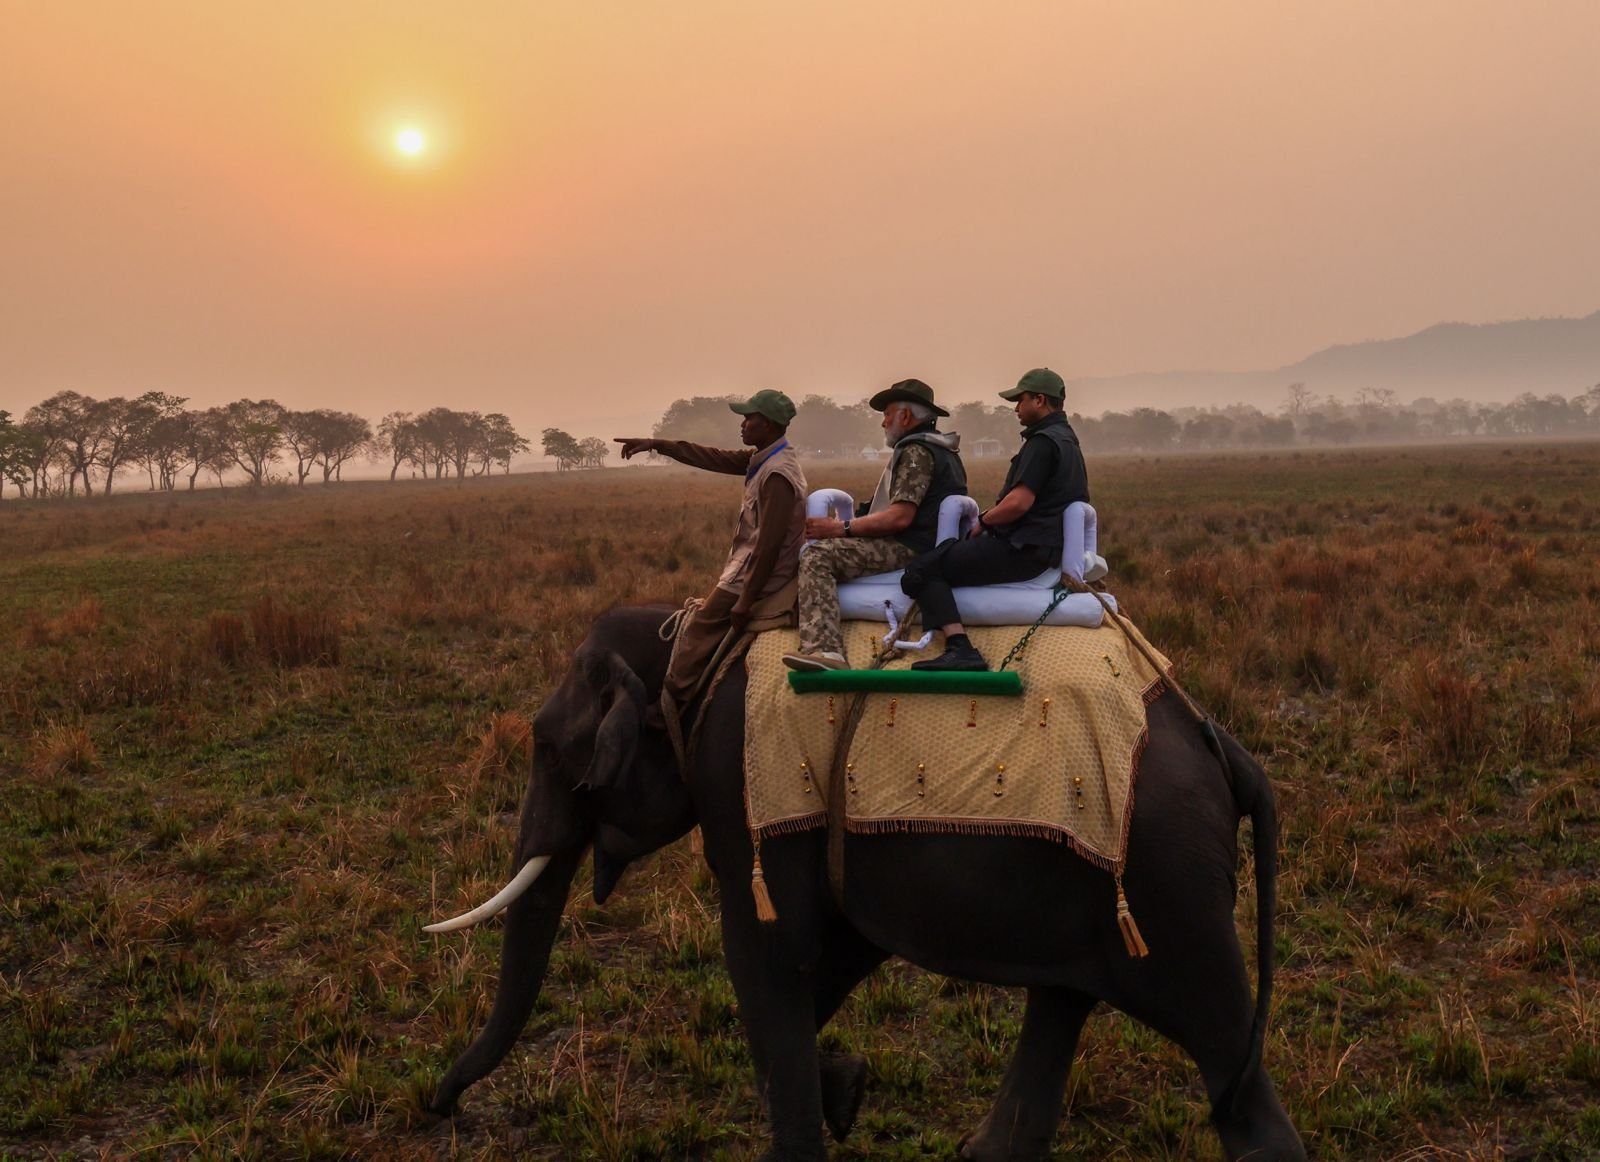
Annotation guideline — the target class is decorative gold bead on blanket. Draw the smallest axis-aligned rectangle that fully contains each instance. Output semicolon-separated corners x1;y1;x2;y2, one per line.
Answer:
827;695;835;725
967;699;978;728
994;763;1006;796
916;762;926;797
886;697;898;728
1102;653;1120;677
1073;774;1085;810
800;760;813;794
846;761;857;795
1039;697;1052;728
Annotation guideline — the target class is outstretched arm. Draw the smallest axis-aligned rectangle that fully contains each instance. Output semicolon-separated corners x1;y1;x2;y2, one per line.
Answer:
613;437;750;475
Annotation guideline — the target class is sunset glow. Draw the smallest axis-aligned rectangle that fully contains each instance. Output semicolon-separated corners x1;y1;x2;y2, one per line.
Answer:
4;2;1599;442
393;126;426;157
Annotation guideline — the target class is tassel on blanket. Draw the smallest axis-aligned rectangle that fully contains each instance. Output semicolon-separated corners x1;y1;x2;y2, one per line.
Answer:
751;843;778;923
1115;874;1149;958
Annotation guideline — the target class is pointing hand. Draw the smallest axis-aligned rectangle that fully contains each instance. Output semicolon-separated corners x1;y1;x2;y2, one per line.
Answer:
613;438;655;460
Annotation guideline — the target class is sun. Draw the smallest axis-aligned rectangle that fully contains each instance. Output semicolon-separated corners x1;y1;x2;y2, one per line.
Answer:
394;126;428;158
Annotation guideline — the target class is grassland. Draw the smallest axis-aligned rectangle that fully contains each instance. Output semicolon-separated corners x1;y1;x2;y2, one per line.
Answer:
2;442;1598;1160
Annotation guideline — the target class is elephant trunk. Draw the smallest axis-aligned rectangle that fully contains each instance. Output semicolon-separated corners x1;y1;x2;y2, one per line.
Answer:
428;843;584;1115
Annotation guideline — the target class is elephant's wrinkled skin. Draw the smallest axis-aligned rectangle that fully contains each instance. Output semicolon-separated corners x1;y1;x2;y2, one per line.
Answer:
425;606;1306;1160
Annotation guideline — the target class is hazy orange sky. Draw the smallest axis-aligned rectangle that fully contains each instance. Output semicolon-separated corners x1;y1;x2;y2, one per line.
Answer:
4;1;1599;436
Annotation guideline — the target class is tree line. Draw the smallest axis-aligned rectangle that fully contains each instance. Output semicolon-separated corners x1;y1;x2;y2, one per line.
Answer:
539;429;611;471
0;392;532;499
650;385;1600;456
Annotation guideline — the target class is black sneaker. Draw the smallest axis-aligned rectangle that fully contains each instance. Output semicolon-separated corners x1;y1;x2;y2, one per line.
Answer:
910;644;989;672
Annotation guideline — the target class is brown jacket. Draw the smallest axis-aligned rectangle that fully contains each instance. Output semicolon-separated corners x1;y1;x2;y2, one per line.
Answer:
651;438;807;624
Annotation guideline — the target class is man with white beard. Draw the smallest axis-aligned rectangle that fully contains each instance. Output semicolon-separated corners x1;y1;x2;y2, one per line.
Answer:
783;379;967;672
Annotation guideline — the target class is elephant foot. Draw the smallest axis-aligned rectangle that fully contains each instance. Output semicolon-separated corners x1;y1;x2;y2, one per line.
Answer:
820;1053;868;1141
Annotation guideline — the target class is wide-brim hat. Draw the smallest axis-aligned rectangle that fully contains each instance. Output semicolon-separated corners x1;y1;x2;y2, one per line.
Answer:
868;378;949;418
998;367;1066;402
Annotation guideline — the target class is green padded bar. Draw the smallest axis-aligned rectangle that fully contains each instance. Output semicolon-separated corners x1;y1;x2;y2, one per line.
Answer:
786;669;1023;696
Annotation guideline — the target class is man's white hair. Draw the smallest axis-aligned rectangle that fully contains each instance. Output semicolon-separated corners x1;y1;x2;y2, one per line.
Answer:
897;401;935;424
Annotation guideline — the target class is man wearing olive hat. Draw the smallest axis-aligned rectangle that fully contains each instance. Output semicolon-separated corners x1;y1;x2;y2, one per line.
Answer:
615;389;807;726
901;367;1090;672
783;378;968;672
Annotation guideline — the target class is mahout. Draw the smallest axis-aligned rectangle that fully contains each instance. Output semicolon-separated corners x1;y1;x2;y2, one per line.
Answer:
421;605;1306;1160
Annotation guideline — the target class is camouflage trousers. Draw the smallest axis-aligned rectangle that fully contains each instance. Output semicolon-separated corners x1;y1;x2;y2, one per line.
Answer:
797;537;917;659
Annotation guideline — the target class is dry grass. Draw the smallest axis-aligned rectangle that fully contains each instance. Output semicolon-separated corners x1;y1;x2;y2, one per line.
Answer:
28;722;99;778
1;442;1598;1159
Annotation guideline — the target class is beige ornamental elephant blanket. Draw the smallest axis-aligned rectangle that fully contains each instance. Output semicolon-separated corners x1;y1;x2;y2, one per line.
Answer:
742;620;1171;874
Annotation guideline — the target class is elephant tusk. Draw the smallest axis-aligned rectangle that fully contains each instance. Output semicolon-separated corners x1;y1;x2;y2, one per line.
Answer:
423;855;551;933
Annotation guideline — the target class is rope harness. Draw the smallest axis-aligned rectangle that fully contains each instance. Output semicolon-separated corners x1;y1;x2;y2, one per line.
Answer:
1059;572;1238;796
822;605;916;911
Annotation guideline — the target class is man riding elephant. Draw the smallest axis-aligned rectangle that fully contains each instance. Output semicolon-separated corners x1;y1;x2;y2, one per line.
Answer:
783;378;967;672
421;601;1308;1160
903;367;1090;672
614;389;806;732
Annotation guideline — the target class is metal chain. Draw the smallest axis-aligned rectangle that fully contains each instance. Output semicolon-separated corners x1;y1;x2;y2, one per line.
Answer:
997;584;1072;671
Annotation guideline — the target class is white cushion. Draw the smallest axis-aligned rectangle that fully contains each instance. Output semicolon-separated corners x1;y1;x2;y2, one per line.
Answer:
805;491;1114;627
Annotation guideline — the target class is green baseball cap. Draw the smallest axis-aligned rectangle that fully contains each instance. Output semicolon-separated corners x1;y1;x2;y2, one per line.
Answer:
998;367;1066;402
729;389;797;427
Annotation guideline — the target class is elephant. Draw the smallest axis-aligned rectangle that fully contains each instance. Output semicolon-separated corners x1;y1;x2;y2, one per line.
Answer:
421;604;1307;1160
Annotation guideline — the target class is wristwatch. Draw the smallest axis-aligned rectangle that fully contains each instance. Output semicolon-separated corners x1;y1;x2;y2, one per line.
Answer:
843;519;854;538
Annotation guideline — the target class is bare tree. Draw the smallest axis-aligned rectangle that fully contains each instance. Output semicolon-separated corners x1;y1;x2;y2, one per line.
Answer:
1281;382;1316;418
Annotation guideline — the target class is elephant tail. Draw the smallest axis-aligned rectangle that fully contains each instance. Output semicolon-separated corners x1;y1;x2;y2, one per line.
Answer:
1209;722;1278;1122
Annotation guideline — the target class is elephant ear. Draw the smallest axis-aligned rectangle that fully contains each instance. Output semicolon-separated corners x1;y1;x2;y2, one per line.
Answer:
577;648;647;789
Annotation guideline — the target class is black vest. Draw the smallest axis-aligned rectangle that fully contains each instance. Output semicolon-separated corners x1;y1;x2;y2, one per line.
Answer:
996;413;1089;549
893;429;968;553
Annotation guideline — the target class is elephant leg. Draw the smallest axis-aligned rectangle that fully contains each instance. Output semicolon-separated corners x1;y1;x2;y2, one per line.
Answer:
959;986;1095;1162
1112;944;1305;1162
812;923;890;1142
720;912;829;1162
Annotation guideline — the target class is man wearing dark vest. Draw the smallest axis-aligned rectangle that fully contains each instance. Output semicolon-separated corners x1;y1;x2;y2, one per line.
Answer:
614;389;807;726
902;367;1089;672
783;379;967;672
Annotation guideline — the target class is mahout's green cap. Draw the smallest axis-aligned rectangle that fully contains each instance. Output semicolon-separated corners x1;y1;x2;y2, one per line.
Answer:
998;367;1066;402
729;389;797;427
867;378;950;418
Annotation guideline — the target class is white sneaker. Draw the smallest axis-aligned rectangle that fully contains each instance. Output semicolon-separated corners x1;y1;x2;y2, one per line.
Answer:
782;651;847;672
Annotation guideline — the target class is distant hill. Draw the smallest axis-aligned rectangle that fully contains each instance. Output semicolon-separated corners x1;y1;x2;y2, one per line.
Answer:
1068;310;1600;411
